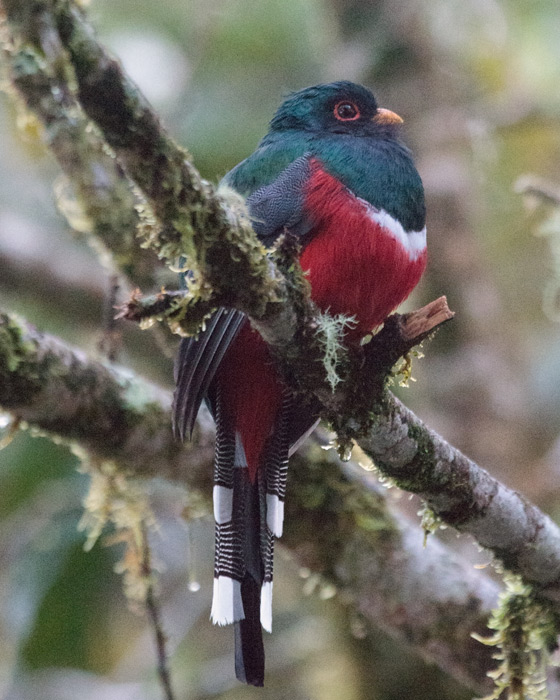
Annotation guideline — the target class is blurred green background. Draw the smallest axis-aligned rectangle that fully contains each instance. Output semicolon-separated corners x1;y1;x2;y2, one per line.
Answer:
1;0;560;698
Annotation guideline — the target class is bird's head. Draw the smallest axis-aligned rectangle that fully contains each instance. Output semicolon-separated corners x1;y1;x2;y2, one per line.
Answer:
269;81;403;138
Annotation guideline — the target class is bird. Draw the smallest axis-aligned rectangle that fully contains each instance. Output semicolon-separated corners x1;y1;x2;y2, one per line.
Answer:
173;81;427;686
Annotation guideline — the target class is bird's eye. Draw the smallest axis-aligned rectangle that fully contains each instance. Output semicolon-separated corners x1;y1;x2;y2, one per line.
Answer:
334;101;360;121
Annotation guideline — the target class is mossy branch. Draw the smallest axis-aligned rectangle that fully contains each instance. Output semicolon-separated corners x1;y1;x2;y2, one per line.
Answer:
0;307;502;693
1;0;324;364
1;0;452;424
1;304;560;607
4;0;560;606
52;0;291;319
0;310;212;482
3;1;560;695
0;0;161;290
358;395;560;600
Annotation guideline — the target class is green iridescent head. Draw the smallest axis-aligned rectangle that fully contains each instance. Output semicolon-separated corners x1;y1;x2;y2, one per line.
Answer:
269;81;403;138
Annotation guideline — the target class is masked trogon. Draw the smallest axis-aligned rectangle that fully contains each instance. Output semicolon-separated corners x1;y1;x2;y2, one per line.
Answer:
173;81;427;686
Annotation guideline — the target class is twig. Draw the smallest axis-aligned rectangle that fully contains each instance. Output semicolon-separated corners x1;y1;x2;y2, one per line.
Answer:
399;295;455;339
117;289;189;324
141;523;176;700
98;274;122;362
116;288;217;336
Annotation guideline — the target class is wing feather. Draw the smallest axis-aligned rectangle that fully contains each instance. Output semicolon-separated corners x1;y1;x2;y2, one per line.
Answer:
172;308;245;440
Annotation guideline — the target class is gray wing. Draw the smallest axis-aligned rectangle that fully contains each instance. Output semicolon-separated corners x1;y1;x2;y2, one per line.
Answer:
245;155;313;245
173;155;316;442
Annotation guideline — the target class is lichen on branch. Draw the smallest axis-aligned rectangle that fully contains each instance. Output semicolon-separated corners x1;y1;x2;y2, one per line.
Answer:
5;2;560;696
0;310;207;480
473;574;559;700
51;0;292;318
0;1;161;290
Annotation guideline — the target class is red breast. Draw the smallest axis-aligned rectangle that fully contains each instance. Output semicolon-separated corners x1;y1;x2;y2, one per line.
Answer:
301;162;427;339
220;162;427;479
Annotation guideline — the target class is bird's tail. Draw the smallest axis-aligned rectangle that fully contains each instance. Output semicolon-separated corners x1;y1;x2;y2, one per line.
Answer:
210;390;291;686
233;469;267;686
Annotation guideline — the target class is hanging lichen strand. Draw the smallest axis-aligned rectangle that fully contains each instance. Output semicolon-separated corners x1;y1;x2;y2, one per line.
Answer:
473;574;559;700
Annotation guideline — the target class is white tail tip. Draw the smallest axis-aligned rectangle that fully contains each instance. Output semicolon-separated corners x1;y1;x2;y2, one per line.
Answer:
260;581;273;633
210;576;244;626
266;493;285;538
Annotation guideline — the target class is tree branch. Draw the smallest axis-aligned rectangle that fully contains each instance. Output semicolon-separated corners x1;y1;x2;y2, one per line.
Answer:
285;451;501;695
0;308;499;693
3;0;322;343
51;0;292;324
0;310;212;482
358;396;560;601
3;0;560;693
0;0;162;291
3;0;560;602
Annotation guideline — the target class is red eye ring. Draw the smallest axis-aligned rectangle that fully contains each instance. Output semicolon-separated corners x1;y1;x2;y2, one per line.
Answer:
334;101;360;121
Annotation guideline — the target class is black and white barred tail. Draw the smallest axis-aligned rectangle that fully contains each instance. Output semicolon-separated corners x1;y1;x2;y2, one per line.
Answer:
173;320;320;686
211;388;291;686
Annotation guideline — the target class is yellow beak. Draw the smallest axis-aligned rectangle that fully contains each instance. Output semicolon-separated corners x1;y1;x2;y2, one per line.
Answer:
372;108;404;126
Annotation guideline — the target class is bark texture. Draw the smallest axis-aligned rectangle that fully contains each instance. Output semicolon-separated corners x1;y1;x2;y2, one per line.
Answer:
0;308;499;693
2;1;560;695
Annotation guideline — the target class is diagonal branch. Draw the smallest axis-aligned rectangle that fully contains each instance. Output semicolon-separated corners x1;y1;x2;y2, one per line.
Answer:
359;396;560;599
4;2;560;694
0;308;499;693
0;0;162;291
0;310;211;482
52;0;291;325
3;0;560;605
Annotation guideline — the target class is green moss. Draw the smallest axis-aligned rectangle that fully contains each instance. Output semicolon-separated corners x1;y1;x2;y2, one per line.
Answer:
390;349;423;388
0;314;42;407
79;457;157;609
473;574;559;700
0;315;27;372
418;503;446;545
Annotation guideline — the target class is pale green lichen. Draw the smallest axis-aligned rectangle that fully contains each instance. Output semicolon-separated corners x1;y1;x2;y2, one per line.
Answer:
216;184;253;228
391;348;424;388
473;574;559;700
315;311;356;391
136;194;160;251
417;502;446;546
13;97;46;147
0;313;35;374
79;457;157;608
